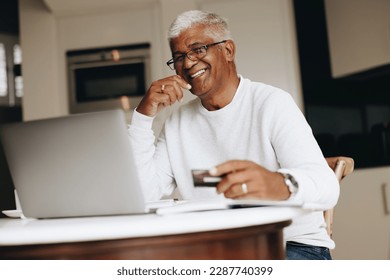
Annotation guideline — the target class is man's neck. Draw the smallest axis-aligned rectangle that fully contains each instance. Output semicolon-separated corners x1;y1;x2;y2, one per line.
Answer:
200;74;240;111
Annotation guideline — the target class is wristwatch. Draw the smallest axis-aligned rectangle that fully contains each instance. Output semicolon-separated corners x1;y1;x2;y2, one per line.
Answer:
279;173;299;197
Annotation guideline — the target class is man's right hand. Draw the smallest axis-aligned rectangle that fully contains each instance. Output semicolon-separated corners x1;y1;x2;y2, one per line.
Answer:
136;75;192;117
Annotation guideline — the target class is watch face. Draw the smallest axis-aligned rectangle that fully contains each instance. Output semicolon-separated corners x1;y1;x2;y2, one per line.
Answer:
282;173;298;194
288;181;298;193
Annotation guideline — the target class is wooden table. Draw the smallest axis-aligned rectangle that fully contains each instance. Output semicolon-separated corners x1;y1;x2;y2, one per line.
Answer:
0;207;306;260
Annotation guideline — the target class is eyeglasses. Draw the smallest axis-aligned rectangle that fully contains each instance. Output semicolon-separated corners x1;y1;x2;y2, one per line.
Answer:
166;40;227;70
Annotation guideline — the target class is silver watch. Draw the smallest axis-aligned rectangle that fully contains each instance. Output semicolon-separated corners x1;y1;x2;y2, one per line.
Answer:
280;173;298;197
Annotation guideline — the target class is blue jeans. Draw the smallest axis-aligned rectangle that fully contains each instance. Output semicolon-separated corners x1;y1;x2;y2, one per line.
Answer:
285;241;332;260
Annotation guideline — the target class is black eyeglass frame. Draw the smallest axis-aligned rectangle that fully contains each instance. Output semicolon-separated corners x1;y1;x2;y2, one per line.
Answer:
166;40;227;70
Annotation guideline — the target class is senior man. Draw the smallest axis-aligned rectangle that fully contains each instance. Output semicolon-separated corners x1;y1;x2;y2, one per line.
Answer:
128;10;339;260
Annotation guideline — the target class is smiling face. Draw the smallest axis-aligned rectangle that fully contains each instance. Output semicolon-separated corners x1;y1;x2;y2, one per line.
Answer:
169;24;238;108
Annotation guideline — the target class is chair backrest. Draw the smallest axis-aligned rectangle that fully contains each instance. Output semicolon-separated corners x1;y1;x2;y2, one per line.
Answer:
324;156;354;238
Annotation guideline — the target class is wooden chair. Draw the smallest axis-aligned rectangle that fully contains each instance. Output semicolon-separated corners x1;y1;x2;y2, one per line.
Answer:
324;156;355;238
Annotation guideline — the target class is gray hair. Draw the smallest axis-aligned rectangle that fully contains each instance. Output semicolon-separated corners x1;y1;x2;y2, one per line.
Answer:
167;10;232;41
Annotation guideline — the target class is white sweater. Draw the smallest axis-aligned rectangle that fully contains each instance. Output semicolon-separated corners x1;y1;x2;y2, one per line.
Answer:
128;76;339;249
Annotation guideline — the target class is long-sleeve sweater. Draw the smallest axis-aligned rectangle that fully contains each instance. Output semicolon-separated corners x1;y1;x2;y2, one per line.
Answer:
128;76;339;249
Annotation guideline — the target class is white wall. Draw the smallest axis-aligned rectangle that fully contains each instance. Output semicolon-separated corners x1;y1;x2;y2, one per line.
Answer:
19;0;61;120
19;0;303;131
325;0;390;78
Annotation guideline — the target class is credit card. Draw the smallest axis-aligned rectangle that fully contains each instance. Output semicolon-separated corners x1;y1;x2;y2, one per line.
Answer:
192;169;222;187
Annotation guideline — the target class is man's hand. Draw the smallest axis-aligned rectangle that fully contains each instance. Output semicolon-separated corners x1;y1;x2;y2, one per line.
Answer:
136;75;191;117
209;160;290;200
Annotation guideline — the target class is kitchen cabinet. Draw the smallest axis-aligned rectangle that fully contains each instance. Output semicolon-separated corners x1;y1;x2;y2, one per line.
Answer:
332;167;390;259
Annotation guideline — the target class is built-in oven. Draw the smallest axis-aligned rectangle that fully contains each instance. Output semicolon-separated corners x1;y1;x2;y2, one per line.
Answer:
67;43;151;114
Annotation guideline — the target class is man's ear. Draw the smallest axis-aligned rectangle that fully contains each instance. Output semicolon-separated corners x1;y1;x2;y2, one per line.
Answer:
223;40;236;62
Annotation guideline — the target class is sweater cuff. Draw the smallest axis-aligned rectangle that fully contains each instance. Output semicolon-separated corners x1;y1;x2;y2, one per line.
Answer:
131;109;154;130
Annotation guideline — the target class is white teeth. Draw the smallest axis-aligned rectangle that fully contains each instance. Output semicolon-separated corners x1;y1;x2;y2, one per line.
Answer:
191;69;206;78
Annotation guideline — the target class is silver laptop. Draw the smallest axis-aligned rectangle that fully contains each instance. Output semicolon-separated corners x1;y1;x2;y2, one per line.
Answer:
0;110;147;219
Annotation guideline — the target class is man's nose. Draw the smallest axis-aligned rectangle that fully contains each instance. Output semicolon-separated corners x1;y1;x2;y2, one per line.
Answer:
183;55;198;69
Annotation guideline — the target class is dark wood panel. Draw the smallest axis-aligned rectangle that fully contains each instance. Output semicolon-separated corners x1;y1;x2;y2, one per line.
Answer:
0;220;291;260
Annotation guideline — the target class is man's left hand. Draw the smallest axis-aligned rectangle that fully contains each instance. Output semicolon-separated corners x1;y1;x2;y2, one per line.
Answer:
210;160;290;200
